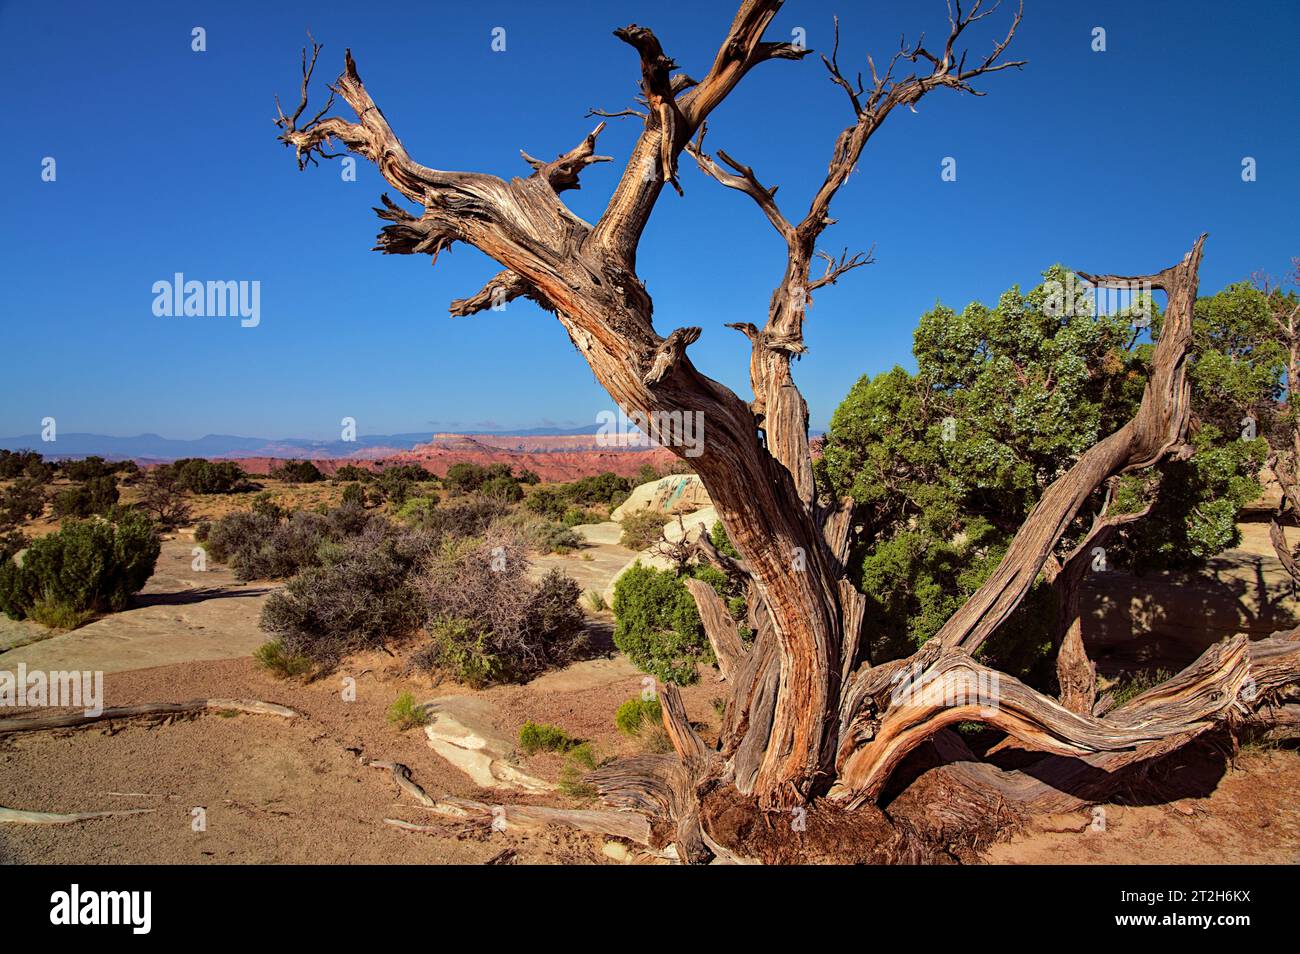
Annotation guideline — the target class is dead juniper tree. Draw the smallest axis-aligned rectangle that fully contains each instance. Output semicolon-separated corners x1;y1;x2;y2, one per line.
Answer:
275;1;1300;860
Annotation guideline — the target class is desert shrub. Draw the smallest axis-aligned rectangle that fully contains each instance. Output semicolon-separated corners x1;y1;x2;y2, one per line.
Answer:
516;469;541;485
634;463;661;485
417;615;500;688
583;590;606;611
52;475;119;518
28;598;95;631
415;531;586;683
61;456;114;481
561;507;601;527
497;510;583;553
480;474;524;503
615;697;663;735
270;459;324;483
327;500;371;537
524;486;567;519
0;450;48;480
136;469;192;528
0;478;46;528
0;512;160;622
204;507;332;579
253;639;314;678
387;691;429;730
156;458;247;494
333;464;373;482
562;472;631;508
558;762;598;799
615;697;671;752
1110;668;1174;707
405;497;506;540
524;474;630;515
341;482;367;507
443;462;497;494
372;465;434;505
393;495;441;526
619;509;666;550
611;562;712;685
518;720;579;755
259;523;429;663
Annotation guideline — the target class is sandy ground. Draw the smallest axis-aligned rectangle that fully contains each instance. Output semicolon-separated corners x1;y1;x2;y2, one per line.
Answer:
985;748;1300;865
3;488;1300;864
0;655;724;864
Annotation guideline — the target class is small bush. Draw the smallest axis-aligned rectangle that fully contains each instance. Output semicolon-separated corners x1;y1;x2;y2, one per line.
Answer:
206;508;334;580
524;486;567;519
1110;668;1173;707
558;763;598;799
137;469;192;528
387;691;429;730
497;510;583;554
259;523;429;664
561;507;601;527
615;697;663;735
619;509;667;550
405;498;506;540
0;512;160;622
479;474;524;503
0;450;47;481
584;590;606;611
333;464;373;483
253;639;314;678
61;456;114;481
562;472;631;508
443;462;509;494
611;562;712;685
0;478;46;528
418;615;500;688
29;599;95;631
156;458;247;494
341;482;367;507
52;476;119;519
372;465;433;506
615;697;672;753
518;720;579;755
394;494;440;524
270;459;324;483
415;531;587;683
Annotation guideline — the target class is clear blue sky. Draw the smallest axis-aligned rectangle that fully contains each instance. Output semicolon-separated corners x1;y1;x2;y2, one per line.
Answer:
2;0;1297;440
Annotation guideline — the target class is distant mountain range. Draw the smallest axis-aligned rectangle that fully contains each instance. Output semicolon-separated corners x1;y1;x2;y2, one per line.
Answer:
0;426;608;462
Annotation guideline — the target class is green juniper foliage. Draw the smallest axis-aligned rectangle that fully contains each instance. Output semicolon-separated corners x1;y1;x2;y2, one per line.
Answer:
816;269;1279;682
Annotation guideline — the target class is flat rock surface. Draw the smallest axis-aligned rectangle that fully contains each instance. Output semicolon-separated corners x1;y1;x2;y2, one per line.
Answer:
0;533;276;677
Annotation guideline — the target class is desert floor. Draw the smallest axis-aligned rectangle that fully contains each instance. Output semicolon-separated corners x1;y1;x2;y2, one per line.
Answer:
2;515;1299;865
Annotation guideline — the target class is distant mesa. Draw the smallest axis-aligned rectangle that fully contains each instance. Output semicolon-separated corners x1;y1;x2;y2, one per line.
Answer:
0;426;677;482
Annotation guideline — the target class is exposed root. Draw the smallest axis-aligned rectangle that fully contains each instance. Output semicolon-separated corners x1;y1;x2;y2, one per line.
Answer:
369;759;653;846
0;805;156;825
0;699;299;735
